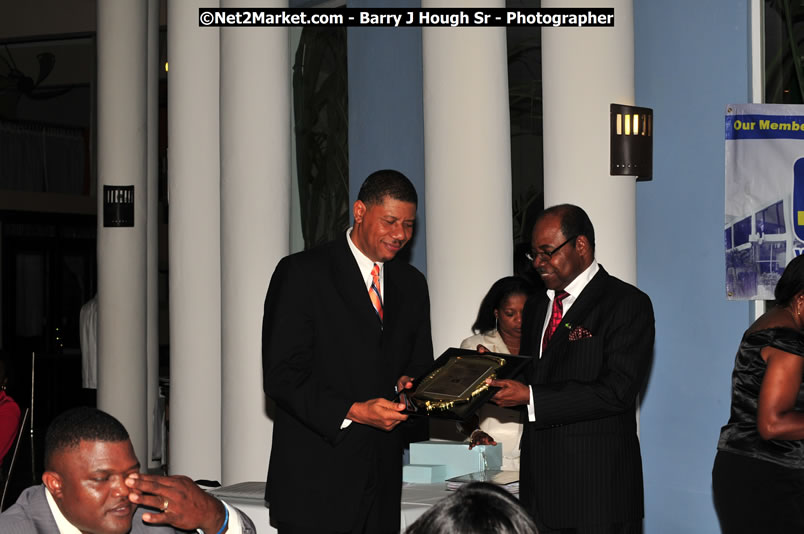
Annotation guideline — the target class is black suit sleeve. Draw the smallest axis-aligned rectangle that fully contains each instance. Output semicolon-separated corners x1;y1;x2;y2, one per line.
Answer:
262;256;354;443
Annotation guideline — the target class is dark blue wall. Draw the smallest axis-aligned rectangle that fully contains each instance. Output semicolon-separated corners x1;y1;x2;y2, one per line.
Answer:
635;1;752;532
347;0;427;273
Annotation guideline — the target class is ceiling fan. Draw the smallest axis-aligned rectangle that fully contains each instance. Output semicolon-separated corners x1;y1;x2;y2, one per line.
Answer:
0;46;72;118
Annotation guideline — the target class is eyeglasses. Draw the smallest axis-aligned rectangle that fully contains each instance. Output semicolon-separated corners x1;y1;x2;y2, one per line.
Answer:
526;236;578;263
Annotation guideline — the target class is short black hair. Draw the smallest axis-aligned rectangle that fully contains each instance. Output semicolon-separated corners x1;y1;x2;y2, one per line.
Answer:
472;276;535;334
405;482;539;534
775;255;804;306
356;169;418;207
537;204;596;253
44;407;130;470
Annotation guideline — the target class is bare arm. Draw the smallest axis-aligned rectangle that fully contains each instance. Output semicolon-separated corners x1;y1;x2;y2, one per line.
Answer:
757;346;804;440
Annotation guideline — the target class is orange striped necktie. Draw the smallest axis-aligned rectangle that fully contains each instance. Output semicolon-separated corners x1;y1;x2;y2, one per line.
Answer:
369;263;383;322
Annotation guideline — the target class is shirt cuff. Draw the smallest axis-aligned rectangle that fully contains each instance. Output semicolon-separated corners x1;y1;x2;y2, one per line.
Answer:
197;500;242;534
223;501;242;534
340;419;352;429
527;385;535;422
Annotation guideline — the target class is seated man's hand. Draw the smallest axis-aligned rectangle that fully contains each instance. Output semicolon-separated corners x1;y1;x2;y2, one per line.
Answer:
125;473;226;533
347;398;408;431
486;378;529;408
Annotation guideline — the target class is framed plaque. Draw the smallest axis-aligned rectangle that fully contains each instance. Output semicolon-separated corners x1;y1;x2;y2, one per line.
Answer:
397;347;531;421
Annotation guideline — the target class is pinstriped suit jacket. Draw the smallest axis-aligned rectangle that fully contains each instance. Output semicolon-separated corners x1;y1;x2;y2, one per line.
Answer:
0;485;256;534
519;266;655;530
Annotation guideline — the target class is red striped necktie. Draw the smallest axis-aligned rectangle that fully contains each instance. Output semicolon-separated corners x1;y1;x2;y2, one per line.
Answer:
369;263;383;322
542;290;569;351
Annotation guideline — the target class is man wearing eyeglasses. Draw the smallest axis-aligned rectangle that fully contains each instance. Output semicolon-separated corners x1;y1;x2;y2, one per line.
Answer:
488;204;655;534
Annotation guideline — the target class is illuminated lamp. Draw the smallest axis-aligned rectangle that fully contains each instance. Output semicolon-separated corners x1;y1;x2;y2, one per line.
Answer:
610;103;653;181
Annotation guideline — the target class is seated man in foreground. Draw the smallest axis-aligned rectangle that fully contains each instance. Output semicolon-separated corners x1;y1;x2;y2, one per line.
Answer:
0;406;255;534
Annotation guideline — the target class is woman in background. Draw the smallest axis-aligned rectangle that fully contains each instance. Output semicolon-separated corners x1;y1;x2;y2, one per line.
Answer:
713;255;804;533
459;276;534;471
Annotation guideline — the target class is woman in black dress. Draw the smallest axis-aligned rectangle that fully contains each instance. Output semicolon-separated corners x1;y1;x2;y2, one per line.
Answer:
713;255;804;533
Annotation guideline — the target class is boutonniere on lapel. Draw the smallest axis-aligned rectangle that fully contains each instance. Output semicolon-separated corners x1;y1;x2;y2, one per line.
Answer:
563;322;593;341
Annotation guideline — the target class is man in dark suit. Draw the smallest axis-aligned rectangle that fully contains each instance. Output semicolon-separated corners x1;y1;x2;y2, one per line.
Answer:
262;170;433;533
0;407;255;534
489;204;655;534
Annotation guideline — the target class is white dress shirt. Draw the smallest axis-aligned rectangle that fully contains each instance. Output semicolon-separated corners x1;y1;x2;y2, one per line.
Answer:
345;227;384;297
460;330;523;471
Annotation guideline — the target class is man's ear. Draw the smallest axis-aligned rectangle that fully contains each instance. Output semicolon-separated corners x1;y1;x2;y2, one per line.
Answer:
353;200;366;224
42;471;63;499
575;235;592;259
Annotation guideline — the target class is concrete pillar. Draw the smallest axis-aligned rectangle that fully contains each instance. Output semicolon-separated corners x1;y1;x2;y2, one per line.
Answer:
167;0;222;480
541;0;636;283
145;0;160;470
220;0;289;485
96;1;148;464
422;0;512;354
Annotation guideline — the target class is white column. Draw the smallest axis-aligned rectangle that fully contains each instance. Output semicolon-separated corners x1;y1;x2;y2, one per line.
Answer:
145;0;161;470
751;0;766;320
541;0;636;283
220;0;289;485
167;0;222;480
422;0;512;354
96;1;148;464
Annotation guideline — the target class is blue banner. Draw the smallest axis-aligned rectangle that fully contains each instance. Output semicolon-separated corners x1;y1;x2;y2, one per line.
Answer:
725;114;804;140
725;104;804;300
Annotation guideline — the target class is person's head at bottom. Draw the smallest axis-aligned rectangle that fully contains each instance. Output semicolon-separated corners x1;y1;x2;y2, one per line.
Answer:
41;407;139;534
405;481;539;534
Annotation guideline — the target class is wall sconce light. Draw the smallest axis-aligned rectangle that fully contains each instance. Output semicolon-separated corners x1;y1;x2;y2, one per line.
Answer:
610;103;653;181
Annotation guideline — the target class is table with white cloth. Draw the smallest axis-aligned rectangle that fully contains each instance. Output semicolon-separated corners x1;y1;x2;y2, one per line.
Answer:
209;481;452;533
399;482;454;530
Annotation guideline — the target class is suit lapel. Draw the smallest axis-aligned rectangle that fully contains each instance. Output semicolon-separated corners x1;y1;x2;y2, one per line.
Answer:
559;266;609;331
330;238;383;333
28;485;62;532
534;267;610;381
382;261;400;338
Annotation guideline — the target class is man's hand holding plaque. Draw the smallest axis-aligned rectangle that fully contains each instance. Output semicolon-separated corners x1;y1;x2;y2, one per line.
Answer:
347;397;408;431
485;378;530;408
345;374;416;431
396;374;414;394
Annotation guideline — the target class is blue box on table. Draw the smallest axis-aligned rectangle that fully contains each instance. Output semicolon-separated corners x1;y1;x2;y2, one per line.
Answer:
403;440;502;482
